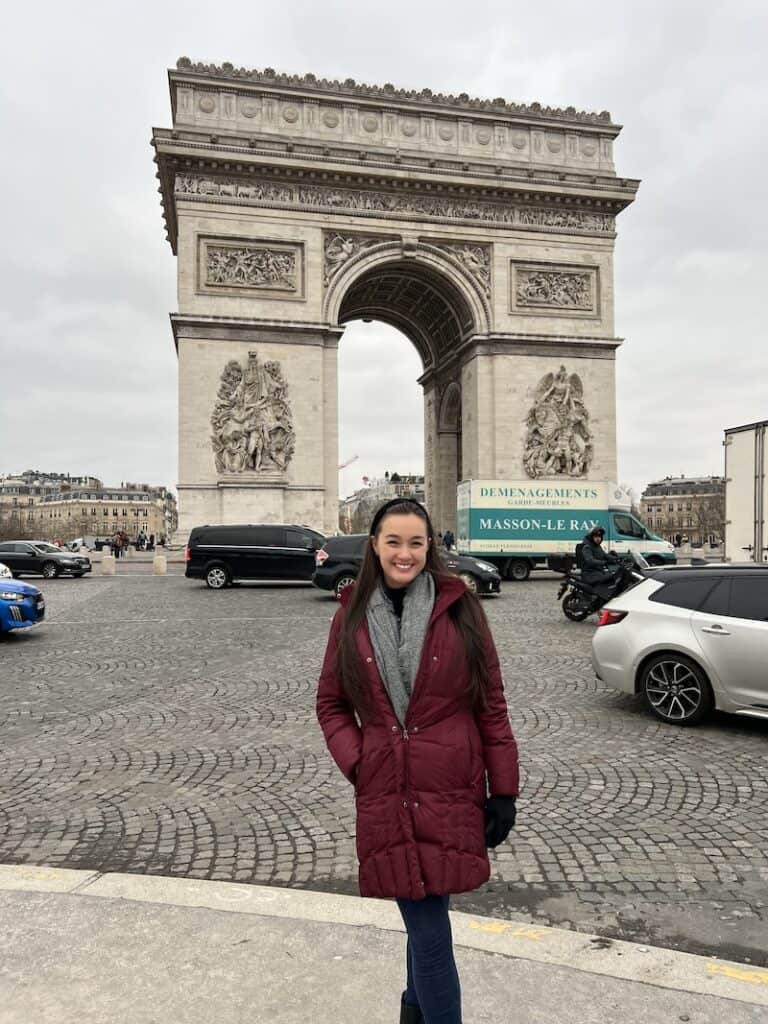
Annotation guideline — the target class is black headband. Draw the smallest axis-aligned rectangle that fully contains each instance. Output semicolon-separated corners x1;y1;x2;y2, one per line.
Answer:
369;497;427;535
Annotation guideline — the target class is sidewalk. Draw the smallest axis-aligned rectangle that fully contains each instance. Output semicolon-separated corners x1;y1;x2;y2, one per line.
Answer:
1;867;766;1023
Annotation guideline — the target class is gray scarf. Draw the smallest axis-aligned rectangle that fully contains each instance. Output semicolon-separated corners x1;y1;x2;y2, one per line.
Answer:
366;571;435;726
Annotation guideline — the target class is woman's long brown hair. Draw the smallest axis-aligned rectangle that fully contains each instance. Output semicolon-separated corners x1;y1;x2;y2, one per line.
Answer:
337;499;491;718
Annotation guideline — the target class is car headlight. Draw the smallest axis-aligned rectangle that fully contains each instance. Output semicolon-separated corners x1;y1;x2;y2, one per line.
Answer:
0;592;24;601
474;561;498;573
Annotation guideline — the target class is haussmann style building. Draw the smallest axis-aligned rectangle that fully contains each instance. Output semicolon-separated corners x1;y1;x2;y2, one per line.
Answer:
640;475;724;548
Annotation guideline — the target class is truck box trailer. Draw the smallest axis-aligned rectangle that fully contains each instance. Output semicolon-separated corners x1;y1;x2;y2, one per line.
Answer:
457;479;676;580
724;420;768;562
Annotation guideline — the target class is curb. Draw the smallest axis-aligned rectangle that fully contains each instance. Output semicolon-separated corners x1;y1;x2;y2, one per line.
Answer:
1;865;766;1007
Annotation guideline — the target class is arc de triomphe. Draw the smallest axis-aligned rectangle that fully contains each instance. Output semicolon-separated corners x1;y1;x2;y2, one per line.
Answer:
153;59;638;538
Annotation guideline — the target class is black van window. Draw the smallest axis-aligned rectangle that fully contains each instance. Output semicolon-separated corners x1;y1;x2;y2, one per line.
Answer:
252;526;284;547
197;527;244;546
697;579;731;617
286;529;314;549
729;577;768;622
649;577;717;611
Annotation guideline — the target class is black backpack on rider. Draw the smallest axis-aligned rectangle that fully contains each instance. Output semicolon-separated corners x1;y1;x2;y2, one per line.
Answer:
574;542;584;569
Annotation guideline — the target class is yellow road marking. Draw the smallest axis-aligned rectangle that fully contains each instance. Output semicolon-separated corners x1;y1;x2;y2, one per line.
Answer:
468;921;550;940
708;964;768;986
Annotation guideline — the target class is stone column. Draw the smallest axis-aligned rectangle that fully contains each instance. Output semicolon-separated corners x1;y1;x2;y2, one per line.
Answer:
172;316;344;539
422;385;438;524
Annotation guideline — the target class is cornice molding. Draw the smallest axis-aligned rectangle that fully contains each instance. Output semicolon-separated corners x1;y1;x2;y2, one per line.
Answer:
173;58;615;128
152;129;639;197
170;313;343;350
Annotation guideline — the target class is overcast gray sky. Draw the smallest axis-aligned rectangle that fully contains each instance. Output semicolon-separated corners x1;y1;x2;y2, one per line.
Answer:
1;1;765;502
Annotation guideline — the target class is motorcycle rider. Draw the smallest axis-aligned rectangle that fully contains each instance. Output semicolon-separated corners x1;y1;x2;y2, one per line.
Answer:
580;526;622;599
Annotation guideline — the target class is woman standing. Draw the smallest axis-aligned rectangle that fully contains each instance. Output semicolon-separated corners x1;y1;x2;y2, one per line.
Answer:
316;498;519;1024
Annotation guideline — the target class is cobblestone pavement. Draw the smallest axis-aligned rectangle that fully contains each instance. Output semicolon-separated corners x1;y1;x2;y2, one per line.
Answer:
1;576;767;965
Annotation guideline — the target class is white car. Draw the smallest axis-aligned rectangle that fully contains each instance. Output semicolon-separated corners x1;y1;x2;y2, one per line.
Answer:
591;564;768;726
0;562;12;579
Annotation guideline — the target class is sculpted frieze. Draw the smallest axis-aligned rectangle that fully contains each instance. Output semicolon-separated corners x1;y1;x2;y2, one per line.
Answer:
210;351;295;475
523;366;594;479
429;242;491;297
516;269;592;310
323;232;393;286
206;245;297;291
198;237;303;299
176;175;615;235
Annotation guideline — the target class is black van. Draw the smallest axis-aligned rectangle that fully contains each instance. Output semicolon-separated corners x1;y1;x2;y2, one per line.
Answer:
185;524;325;589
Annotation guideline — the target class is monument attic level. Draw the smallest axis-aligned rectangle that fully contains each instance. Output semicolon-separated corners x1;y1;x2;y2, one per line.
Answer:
152;60;638;539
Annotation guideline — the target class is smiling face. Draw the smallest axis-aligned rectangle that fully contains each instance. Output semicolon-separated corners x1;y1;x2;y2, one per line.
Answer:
371;512;430;589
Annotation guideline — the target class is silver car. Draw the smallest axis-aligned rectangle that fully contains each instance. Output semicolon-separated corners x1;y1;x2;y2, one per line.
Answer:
591;564;768;725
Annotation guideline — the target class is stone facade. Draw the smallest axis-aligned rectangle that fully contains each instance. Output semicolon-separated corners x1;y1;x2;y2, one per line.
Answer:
154;60;638;538
0;474;177;544
640;476;725;547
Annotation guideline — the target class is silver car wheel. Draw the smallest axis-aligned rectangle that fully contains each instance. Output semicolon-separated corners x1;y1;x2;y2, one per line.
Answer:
205;566;229;589
41;562;58;579
642;656;712;725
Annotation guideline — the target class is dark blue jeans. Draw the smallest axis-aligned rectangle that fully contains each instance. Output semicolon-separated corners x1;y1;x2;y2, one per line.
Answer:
396;895;462;1023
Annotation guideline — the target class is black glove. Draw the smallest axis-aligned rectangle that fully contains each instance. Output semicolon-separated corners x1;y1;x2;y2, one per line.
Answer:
484;795;517;849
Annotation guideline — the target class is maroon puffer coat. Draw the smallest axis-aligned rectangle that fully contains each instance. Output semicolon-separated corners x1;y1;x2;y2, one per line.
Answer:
316;574;519;901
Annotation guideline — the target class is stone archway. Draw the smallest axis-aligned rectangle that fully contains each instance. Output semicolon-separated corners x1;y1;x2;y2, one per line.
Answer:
154;59;638;538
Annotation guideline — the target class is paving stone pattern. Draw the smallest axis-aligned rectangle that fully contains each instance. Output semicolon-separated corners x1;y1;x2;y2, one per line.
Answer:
1;576;767;964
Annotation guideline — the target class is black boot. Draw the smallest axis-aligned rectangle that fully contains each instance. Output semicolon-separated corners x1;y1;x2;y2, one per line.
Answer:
400;993;423;1023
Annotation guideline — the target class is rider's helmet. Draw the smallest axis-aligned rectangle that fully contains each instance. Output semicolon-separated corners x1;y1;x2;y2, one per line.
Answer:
590;526;606;540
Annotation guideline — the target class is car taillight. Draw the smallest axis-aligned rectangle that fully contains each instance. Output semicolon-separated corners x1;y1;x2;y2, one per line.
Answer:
597;609;627;627
315;548;329;566
185;546;191;562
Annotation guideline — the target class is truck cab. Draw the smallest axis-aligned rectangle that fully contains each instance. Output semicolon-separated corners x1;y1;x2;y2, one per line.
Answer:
604;509;676;565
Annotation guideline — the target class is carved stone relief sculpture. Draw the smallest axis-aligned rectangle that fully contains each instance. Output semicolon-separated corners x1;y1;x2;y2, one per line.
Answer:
523;366;594;479
430;242;491;297
210;351;296;475
516;268;592;310
323;232;390;286
177;175;616;236
198;237;304;299
206;245;297;290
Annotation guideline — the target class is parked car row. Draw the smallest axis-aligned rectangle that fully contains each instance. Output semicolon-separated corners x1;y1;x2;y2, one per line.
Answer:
185;523;501;595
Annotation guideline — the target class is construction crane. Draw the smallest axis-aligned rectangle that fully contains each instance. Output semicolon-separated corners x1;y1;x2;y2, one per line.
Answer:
338;455;359;471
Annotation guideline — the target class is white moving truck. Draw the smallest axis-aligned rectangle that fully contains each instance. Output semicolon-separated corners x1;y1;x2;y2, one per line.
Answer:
724;419;768;562
457;479;676;581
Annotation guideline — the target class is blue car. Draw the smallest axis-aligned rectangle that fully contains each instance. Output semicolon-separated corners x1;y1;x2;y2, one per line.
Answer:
0;578;46;633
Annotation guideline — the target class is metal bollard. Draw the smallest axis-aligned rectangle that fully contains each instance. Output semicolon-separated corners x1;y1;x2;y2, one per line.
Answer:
153;555;167;576
101;555;116;575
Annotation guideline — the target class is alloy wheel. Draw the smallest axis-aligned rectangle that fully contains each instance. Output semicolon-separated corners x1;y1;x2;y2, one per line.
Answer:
205;566;229;589
41;562;58;579
642;656;712;725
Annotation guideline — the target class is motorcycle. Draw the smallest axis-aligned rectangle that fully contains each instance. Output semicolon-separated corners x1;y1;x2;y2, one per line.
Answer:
555;553;647;622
